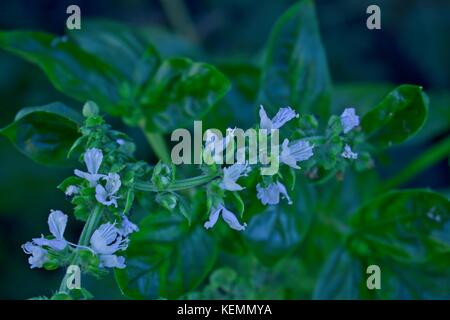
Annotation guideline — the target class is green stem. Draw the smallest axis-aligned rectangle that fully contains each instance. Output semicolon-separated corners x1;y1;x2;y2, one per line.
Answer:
142;130;171;163
380;135;450;191
58;205;103;293
135;174;218;192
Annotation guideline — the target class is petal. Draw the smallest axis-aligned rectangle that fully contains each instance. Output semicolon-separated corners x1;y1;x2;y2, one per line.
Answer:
341;144;358;159
33;236;67;251
65;185;80;197
256;183;280;205
289;140;314;161
48;210;67;240
84;148;103;175
22;242;48;269
271;106;298;129
74;169;89;179
259;105;273;130
74;170;103;187
118;216;139;237
204;206;222;229
99;254;126;269
95;185;112;206
340;108;360;134
105;173;121;195
219;180;244;192
90;224;115;254
221;207;247;231
276;181;292;204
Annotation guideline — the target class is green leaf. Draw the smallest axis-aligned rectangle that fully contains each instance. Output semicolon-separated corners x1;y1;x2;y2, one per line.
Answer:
0;31;126;116
203;62;260;130
0;102;81;166
313;248;362;299
243;180;315;265
50;293;72;300
374;254;450;299
140;57;231;133
361;85;428;148
258;0;332;117
350;189;450;263
68;20;161;87
115;204;218;299
230;192;245;218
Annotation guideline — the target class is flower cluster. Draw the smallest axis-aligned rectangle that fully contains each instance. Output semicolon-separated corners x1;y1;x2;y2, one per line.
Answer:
23;145;139;271
22;209;138;270
20;100;369;300
203;105;315;232
200;105;365;233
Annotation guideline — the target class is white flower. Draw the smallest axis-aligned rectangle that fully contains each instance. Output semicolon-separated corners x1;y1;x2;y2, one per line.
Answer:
32;210;68;251
90;222;128;269
22;242;48;269
280;139;314;169
99;254;126;269
341;144;358;159
118;215;139;237
90;222;128;255
65;185;80;197
259;105;299;131
256;181;292;205
219;162;249;191
204;204;247;231
74;148;105;186
204;129;234;163
340;108;360;134
95;173;121;207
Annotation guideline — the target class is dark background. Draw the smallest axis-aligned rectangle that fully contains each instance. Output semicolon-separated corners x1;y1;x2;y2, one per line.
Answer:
0;0;449;299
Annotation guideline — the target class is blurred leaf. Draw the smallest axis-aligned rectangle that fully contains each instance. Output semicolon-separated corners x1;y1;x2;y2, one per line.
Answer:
0;102;81;166
332;83;393;116
350;189;450;263
140;57;230;133
374;254;450;299
115;203;218;299
69;20;161;86
204;61;260;130
243;180;315;265
313;248;362;299
258;0;332;117
361;85;428;148
0;31;125;116
139;26;202;59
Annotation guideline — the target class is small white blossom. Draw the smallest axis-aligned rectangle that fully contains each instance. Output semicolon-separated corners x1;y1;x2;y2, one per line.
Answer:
256;181;292;205
280;139;314;169
74;148;105;186
22;242;48;269
118;215;139;237
32;210;68;251
65;185;80;197
95;173;121;207
204;204;247;231
341;144;358;159
219;162;249;191
99;254;126;269
340;108;360;134
90;222;128;255
90;222;128;269
259;105;299;131
116;139;125;145
204;129;234;163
